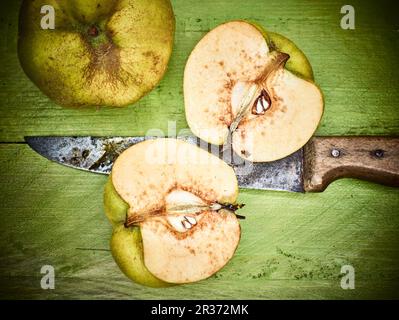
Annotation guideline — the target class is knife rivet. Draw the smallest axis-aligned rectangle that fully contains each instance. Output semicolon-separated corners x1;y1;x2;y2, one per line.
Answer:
331;149;341;158
373;149;384;158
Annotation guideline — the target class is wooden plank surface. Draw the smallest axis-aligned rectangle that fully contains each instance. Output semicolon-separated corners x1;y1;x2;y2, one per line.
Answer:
0;0;399;299
1;0;398;141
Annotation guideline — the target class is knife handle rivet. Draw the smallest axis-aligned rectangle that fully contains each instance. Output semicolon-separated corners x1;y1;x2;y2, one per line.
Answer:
373;149;384;158
331;149;341;158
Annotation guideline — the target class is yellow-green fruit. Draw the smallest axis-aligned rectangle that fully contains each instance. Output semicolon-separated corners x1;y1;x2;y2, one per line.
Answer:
184;21;323;162
267;32;314;81
248;21;314;81
104;138;241;286
18;0;175;107
104;176;128;226
104;176;169;287
110;225;170;288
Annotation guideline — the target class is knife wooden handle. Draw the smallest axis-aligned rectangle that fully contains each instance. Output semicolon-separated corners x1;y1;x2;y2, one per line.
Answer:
303;136;399;192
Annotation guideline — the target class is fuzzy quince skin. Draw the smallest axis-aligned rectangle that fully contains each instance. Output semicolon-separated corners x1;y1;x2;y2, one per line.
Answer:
104;138;242;287
105;177;168;287
18;0;175;107
184;21;323;162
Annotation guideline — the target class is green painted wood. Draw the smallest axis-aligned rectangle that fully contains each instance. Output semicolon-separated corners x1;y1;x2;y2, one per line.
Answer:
0;145;398;299
0;0;398;141
0;0;399;299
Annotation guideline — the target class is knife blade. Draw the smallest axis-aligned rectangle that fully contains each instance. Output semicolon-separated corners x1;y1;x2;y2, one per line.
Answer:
24;135;304;192
24;135;399;192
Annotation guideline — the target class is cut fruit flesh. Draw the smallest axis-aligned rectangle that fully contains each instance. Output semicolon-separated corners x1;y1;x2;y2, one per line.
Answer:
110;138;241;284
184;21;323;162
232;66;323;161
141;209;240;283
110;225;170;288
112;138;238;219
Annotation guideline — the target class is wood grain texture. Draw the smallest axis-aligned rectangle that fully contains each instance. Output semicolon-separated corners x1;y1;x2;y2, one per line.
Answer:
304;137;399;192
0;0;398;141
0;145;399;299
0;0;399;299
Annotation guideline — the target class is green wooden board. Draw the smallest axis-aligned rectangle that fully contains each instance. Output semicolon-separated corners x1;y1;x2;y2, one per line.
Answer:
0;0;398;299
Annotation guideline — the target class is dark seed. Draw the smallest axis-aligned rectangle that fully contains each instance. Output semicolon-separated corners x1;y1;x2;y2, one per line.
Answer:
373;149;384;158
252;89;271;115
